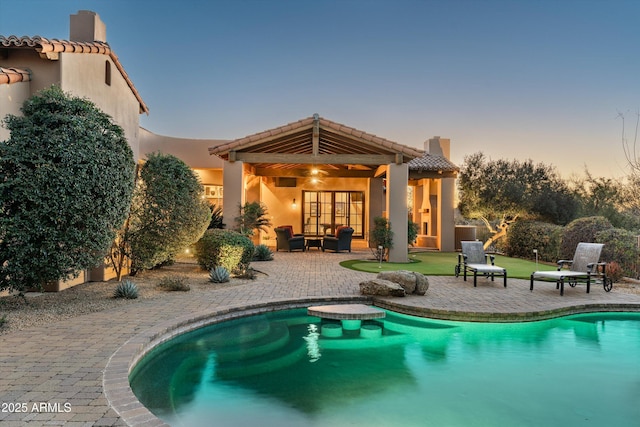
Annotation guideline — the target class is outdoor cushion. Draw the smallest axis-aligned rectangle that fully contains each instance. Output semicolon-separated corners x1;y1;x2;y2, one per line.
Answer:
335;225;347;238
278;225;295;238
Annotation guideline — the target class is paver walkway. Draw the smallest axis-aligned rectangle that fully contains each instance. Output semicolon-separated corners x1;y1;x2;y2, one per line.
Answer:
1;246;639;426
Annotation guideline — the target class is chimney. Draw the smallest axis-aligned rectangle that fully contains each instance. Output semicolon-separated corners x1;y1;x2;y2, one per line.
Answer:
424;136;451;159
70;10;106;43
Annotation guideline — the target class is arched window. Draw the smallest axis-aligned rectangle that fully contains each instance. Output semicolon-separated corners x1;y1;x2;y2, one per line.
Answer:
105;60;111;86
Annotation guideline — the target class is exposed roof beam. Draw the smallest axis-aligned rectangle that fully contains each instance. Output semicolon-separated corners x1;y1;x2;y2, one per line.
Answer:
235;153;397;165
312;113;320;156
254;167;375;178
374;165;387;177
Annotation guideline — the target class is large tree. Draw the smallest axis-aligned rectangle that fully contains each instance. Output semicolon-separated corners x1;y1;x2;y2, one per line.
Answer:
0;86;135;292
458;152;578;247
125;152;211;274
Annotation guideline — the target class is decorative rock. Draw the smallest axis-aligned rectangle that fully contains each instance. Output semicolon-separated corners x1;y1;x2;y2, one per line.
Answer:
413;272;430;295
377;270;416;294
359;279;406;297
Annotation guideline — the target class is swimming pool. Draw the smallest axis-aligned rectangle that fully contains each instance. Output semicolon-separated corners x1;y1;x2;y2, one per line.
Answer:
130;309;640;426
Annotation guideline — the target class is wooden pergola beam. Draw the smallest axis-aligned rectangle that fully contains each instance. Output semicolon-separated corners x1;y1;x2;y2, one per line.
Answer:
234;152;396;165
254;167;376;178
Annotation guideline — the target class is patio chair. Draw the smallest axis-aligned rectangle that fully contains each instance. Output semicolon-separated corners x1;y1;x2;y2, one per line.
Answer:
274;227;305;252
530;242;612;296
322;226;354;253
455;241;507;287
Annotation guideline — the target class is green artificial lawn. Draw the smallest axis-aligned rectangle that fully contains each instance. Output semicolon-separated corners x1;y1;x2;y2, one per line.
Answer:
340;251;557;279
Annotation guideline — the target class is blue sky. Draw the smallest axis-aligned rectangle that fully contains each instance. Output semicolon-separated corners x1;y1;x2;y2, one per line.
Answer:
1;0;639;179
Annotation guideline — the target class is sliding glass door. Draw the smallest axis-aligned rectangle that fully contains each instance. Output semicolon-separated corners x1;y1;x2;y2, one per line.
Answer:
302;191;364;238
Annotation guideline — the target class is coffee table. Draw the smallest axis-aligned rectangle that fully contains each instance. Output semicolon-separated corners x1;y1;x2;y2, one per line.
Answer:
305;237;322;251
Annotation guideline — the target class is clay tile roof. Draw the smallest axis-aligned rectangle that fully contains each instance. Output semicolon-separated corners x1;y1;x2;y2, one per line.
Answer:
0;35;148;114
0;67;31;84
408;153;460;172
210;117;315;154
209;115;424;160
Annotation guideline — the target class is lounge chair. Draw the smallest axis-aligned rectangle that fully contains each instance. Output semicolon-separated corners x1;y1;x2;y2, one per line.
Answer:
274;227;305;252
455;241;507;287
322;226;354;252
530;242;612;296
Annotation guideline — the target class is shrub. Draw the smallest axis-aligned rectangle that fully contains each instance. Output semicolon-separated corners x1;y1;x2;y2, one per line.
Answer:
559;216;613;260
408;220;419;246
253;244;274;261
370;217;394;261
0;315;6;328
113;279;139;299
209;266;230;283
208;204;225;229
605;261;624;283
194;229;255;274
595;228;639;278
505;220;562;262
0;86;135;292
127;153;211;274
157;275;190;292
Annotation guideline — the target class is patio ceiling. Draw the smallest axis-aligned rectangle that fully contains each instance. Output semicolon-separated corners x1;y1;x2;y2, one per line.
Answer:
209;114;424;178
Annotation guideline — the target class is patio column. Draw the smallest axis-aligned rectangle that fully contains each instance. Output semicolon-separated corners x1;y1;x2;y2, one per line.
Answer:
222;159;245;230
386;162;408;263
439;176;456;251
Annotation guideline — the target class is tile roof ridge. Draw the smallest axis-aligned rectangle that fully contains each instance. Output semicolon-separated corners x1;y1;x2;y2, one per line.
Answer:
317;116;424;158
408;152;460;171
209;114;426;160
0;35;148;114
210;116;316;154
0;67;31;85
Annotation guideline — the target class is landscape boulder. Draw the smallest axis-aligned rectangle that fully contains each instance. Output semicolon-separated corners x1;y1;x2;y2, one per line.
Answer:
412;272;430;295
359;278;406;297
375;270;429;295
377;270;416;294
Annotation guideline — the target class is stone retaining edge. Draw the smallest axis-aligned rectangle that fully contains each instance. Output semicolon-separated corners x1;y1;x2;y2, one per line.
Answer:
103;296;371;426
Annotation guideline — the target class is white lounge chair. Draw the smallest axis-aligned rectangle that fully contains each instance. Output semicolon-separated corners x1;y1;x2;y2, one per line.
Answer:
455;241;507;287
530;242;612;296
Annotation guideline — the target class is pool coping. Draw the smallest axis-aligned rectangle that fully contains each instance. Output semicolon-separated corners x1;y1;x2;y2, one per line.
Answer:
103;295;640;426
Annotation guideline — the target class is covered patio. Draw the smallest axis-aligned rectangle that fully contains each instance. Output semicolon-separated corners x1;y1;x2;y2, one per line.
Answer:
209;114;457;261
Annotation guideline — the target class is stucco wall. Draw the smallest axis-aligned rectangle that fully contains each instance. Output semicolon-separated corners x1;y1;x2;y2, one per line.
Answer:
60;53;141;160
139;127;227;168
0;49;61;94
0;49;60;141
0;81;30;140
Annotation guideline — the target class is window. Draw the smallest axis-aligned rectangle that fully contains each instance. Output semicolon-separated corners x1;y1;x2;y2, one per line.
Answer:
105;60;111;86
302;191;364;237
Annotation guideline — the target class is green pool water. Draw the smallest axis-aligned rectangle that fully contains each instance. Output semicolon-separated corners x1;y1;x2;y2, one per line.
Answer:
130;309;640;427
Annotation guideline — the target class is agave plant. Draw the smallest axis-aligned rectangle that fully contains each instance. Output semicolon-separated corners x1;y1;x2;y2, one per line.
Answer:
114;279;139;299
253;244;273;261
209;266;230;283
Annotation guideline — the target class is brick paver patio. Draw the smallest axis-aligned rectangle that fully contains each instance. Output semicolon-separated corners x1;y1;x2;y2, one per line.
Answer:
1;246;639;426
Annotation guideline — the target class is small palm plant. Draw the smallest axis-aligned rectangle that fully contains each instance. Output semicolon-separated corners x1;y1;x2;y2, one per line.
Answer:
234;201;272;236
209;266;230;283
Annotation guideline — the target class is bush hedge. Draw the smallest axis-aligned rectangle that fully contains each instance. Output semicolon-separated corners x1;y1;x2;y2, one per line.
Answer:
559;216;613;260
194;229;255;274
595;228;638;278
505;220;562;262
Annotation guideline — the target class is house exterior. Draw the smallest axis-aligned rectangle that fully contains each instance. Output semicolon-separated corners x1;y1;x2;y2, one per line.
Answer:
0;10;459;287
0;11;148;288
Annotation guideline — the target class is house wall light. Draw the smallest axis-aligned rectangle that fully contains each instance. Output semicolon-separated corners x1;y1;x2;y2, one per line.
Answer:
292;198;297;208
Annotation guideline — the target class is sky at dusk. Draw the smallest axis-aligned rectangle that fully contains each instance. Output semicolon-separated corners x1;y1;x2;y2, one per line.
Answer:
1;0;639;179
